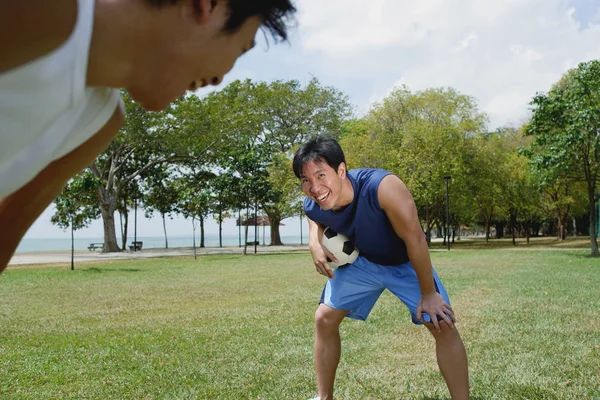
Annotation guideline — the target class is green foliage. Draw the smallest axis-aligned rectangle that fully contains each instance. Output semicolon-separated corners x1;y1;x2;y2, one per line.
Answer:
51;172;100;231
141;165;179;220
343;85;488;235
204;79;351;243
525;59;600;255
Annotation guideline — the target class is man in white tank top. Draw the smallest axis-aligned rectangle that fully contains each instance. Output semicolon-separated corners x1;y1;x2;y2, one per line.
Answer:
0;0;296;271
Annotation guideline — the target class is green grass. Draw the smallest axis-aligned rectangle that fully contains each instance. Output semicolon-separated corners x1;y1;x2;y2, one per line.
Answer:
1;249;599;399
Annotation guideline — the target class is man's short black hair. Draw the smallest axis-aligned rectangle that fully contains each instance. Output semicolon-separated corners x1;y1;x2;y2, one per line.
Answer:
293;135;346;179
148;0;296;41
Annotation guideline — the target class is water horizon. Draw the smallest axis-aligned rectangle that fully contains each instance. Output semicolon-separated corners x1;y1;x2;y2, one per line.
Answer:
16;234;309;253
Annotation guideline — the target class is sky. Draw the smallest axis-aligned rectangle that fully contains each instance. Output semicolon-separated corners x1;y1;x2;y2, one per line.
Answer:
24;0;600;240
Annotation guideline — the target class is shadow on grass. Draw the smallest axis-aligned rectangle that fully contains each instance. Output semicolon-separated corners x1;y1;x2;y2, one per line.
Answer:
84;267;141;273
428;236;591;251
241;250;307;257
420;397;485;400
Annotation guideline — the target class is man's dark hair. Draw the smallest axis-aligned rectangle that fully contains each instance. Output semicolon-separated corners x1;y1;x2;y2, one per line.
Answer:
293;135;346;179
148;0;296;41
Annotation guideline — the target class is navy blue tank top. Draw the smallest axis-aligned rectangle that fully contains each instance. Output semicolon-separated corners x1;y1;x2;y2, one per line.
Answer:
304;168;410;266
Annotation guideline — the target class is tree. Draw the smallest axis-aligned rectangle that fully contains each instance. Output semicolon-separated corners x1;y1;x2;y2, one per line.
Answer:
210;172;239;247
142;165;179;248
344;86;487;243
90;91;220;252
267;152;305;240
51;173;100;270
340;118;387;169
463;132;503;242
525;60;600;256
494;128;539;245
175;169;214;257
210;78;352;245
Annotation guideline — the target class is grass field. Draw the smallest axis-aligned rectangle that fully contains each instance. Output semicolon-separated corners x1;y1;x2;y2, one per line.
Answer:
1;246;599;399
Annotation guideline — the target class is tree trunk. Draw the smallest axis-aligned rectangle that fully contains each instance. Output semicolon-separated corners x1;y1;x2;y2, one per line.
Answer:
70;221;75;271
560;212;569;241
586;182;599;257
120;208;129;250
495;222;505;239
200;217;205;248
442;222;446;246
98;186;121;252
511;213;517;246
219;212;223;248
485;220;490;243
100;203;121;252
162;213;168;248
556;217;564;242
243;224;249;255
425;207;431;245
192;218;197;260
267;209;283;246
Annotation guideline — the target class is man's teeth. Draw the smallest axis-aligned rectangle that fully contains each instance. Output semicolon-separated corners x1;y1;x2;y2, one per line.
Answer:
317;194;328;201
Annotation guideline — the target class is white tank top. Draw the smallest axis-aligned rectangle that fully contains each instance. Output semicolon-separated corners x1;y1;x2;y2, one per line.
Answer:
0;0;121;198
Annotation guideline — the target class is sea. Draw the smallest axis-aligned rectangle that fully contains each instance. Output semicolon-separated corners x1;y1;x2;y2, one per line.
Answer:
16;234;309;253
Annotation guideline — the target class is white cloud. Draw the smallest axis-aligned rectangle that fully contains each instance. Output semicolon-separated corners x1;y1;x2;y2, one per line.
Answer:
458;33;479;51
296;0;600;129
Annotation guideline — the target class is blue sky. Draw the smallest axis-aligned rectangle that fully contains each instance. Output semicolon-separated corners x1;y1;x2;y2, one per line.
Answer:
25;0;600;239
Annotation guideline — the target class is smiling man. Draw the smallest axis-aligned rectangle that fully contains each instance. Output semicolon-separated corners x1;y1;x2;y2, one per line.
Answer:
0;0;296;271
293;135;469;400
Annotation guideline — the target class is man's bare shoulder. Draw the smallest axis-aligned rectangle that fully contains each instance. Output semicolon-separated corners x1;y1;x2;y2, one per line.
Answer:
378;174;413;209
0;0;77;73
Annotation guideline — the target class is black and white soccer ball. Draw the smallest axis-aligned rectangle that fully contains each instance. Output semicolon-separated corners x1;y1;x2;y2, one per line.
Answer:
320;227;359;269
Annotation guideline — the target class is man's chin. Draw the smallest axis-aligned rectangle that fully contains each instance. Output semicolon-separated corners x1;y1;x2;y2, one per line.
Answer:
318;202;333;211
128;89;174;112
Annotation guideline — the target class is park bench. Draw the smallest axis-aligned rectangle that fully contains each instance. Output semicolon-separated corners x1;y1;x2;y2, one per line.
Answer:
129;241;143;251
246;241;260;246
88;243;104;251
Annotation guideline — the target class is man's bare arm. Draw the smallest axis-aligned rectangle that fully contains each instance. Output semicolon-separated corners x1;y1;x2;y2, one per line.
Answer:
0;107;123;271
0;0;77;73
379;174;455;330
307;215;336;278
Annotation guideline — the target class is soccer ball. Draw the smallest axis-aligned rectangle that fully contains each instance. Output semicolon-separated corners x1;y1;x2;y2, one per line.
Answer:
320;227;359;269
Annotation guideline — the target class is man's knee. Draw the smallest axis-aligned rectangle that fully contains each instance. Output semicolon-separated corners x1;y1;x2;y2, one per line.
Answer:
315;305;346;332
424;320;458;340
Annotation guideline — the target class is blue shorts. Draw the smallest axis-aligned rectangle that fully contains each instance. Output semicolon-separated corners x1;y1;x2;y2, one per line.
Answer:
319;256;451;324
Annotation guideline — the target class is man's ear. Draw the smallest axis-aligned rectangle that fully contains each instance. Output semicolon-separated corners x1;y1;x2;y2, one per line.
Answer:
338;162;347;179
187;0;216;24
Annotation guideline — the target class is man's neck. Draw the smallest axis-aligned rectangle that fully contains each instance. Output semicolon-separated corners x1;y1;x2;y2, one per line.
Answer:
332;178;354;212
86;0;143;88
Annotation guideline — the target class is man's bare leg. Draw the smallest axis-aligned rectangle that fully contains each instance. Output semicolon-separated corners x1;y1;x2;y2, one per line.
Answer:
425;322;469;400
314;304;348;400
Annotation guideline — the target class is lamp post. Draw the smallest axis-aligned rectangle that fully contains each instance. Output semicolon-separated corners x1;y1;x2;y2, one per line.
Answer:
254;200;258;254
134;197;138;252
444;176;451;251
300;206;303;245
238;209;242;247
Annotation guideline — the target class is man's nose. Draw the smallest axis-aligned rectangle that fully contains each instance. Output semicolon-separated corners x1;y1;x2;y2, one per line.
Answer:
309;182;321;194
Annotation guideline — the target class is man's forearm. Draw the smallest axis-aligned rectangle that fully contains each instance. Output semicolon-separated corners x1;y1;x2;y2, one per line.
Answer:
406;237;437;295
0;168;72;271
307;217;324;248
